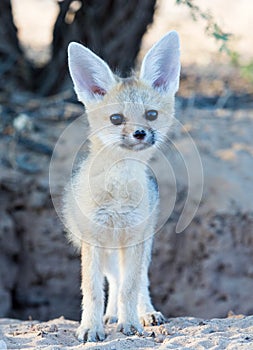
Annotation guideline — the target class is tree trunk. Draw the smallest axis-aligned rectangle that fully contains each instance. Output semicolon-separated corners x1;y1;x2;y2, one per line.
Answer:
0;0;156;96
37;0;156;95
0;0;28;93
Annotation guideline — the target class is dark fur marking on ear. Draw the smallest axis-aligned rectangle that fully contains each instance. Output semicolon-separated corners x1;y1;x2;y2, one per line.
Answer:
153;77;166;89
92;86;106;95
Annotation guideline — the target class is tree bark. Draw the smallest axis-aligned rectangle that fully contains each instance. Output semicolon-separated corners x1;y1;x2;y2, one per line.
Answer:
0;0;27;92
0;0;156;96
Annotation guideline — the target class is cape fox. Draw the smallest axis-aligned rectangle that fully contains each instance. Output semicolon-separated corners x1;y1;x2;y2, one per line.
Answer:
63;31;180;342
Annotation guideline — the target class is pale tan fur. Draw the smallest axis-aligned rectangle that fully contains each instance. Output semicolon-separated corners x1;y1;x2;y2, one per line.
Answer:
63;31;180;342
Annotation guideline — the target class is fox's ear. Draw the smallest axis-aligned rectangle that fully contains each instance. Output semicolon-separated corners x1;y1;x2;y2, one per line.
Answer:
140;31;180;94
68;42;116;102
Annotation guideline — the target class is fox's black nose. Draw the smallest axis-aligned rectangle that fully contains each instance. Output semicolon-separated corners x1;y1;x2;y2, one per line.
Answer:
133;129;146;140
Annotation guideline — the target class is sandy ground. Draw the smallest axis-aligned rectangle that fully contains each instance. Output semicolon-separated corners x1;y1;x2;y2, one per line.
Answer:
1;315;253;349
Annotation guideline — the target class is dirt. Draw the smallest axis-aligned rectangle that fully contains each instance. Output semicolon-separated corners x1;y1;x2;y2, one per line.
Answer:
1;314;253;349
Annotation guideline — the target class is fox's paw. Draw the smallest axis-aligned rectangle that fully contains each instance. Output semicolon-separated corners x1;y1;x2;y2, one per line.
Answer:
140;311;167;326
104;315;118;324
76;324;105;342
117;321;143;336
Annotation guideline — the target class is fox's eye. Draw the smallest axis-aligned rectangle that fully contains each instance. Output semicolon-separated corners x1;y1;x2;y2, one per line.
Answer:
145;110;158;121
110;114;124;125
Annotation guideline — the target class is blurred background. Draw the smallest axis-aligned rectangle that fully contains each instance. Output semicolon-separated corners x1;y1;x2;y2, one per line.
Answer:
0;0;253;321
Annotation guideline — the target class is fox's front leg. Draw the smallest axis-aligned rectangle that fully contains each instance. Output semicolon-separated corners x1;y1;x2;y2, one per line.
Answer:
103;251;119;324
138;238;166;326
117;244;144;336
77;242;105;342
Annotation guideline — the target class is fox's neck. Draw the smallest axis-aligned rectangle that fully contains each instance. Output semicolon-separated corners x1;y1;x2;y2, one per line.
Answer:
85;135;147;197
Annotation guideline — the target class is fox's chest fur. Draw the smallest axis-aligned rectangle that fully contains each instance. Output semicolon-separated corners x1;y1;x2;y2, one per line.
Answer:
64;154;158;247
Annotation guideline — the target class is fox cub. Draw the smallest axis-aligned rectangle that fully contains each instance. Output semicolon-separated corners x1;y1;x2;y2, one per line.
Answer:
63;31;180;342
